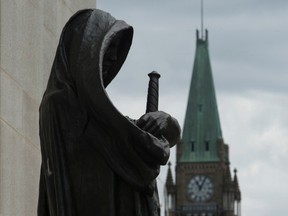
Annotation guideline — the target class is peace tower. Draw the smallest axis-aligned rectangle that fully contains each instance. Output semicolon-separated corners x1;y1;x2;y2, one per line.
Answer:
164;30;241;216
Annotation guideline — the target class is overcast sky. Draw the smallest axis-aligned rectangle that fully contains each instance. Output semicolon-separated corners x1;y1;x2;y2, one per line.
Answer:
96;1;288;215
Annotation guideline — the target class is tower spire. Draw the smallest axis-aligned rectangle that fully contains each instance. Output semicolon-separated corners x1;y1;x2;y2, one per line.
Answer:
180;29;223;163
165;162;174;187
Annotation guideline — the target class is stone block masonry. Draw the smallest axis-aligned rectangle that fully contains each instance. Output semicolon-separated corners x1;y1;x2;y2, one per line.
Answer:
0;0;95;215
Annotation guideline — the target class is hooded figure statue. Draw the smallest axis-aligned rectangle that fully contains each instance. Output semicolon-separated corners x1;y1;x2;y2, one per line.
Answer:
38;9;180;216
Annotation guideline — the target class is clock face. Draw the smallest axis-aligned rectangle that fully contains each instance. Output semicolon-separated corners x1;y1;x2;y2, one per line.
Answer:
187;175;214;202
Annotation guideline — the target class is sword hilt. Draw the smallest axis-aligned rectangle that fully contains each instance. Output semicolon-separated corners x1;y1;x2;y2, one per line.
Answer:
146;71;161;113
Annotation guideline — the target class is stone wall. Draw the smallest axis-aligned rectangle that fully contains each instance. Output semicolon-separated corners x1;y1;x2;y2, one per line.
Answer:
0;0;95;215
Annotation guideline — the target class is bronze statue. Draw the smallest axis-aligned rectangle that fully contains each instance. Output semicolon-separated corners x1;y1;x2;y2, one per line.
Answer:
38;9;180;216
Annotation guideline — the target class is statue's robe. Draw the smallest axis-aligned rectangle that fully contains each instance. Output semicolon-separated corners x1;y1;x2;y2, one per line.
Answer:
38;9;174;216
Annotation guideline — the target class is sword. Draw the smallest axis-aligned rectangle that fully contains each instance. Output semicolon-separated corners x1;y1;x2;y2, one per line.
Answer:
145;71;161;214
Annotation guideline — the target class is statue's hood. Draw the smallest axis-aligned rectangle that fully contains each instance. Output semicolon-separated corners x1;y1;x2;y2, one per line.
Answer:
46;9;133;92
44;9;134;125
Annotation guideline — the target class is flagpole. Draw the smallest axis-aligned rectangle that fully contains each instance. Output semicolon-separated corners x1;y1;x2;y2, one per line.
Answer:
201;0;204;39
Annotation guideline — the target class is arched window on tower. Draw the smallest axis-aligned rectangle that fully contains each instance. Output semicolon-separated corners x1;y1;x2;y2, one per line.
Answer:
205;140;210;151
191;140;195;152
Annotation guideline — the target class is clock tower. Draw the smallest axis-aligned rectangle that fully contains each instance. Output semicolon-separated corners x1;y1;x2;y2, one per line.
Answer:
164;30;241;216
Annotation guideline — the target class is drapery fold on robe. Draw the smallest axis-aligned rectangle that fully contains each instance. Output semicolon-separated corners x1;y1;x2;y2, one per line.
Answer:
38;9;173;216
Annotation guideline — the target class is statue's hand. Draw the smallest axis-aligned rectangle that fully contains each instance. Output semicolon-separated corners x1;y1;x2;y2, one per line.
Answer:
136;111;181;147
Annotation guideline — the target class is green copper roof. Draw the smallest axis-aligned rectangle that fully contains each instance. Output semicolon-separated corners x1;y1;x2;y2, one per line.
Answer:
180;30;222;162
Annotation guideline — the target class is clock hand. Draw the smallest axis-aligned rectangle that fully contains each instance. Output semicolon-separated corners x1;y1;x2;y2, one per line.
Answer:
199;177;207;190
195;180;201;189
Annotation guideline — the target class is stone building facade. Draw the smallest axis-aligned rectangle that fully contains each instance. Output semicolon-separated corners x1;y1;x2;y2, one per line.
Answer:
0;0;95;215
